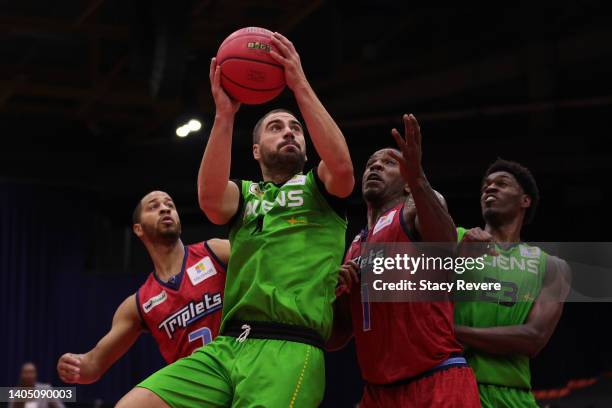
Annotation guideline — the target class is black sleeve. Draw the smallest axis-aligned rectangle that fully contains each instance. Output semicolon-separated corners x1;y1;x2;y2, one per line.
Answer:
313;164;348;219
227;179;244;227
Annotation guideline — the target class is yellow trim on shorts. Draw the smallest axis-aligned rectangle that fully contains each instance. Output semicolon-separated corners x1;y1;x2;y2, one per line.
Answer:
289;346;312;408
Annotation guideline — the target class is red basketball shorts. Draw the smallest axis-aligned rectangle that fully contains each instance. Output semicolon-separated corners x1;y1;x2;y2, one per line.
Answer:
361;367;481;408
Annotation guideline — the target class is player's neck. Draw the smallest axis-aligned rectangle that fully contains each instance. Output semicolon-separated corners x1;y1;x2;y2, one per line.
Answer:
148;240;185;281
260;164;302;185
367;196;404;229
485;221;522;243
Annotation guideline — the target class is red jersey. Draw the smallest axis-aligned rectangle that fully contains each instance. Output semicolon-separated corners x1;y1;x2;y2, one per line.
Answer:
136;241;225;364
345;203;462;384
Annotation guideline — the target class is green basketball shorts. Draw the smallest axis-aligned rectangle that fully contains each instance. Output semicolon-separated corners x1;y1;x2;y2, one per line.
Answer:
138;328;325;407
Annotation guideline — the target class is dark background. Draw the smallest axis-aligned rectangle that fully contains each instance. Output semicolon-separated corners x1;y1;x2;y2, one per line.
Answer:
1;1;611;406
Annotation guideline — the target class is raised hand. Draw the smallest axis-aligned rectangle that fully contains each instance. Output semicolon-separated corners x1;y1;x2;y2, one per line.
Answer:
209;57;240;116
388;114;424;183
269;32;308;92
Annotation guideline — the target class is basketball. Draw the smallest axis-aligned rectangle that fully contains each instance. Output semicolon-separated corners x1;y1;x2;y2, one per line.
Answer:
216;27;286;105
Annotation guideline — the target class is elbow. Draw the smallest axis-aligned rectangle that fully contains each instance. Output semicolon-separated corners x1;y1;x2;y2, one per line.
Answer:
337;162;354;181
333;164;355;198
525;327;548;358
198;192;225;225
199;203;226;225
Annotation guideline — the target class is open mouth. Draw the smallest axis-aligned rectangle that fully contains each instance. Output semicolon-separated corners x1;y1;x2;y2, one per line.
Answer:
160;216;174;225
366;172;383;182
484;195;497;204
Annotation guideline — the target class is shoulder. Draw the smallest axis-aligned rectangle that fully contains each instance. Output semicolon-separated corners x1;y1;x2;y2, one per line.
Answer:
204;238;230;267
544;254;571;278
119;294;139;315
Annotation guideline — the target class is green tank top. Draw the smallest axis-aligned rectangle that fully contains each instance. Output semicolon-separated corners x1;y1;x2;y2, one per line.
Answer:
223;169;347;339
454;227;547;389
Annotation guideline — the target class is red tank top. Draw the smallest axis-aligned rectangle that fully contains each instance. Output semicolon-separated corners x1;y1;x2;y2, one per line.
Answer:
345;203;462;384
136;242;225;363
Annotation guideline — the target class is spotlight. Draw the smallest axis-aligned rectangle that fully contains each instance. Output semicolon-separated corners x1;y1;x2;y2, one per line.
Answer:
175;118;203;138
176;125;189;138
187;119;202;132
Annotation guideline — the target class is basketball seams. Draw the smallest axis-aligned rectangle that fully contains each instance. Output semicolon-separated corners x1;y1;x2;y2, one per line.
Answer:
218;29;273;49
220;72;285;92
217;33;277;65
220;56;283;69
216;27;286;104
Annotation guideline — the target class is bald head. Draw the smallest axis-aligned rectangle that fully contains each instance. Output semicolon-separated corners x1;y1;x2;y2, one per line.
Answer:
362;148;408;206
133;191;171;224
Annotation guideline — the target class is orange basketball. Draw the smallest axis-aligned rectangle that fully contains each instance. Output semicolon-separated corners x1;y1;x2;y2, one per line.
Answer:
216;27;286;105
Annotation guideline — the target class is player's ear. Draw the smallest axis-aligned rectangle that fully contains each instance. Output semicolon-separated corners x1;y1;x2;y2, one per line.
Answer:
133;223;143;238
404;184;410;195
253;143;261;161
520;194;532;209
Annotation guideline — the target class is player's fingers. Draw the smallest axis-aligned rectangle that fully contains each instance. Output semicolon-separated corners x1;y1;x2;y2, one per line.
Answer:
388;150;407;168
59;362;80;374
336;285;349;296
66;354;82;366
339;267;352;286
347;260;359;272
269;50;287;66
58;361;75;372
209;58;216;83
270;36;291;59
390;130;406;153
59;369;77;381
408;113;421;149
403;114;413;143
213;65;222;88
337;272;347;287
350;269;360;286
273;32;295;52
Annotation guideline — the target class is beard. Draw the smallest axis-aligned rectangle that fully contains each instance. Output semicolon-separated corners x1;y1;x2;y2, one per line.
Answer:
482;207;501;227
259;143;306;176
363;180;405;208
363;185;384;204
142;220;181;245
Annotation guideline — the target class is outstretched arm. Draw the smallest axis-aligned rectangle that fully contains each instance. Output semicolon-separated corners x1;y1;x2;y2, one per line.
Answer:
57;295;143;384
390;114;456;242
270;32;354;198
455;256;571;357
197;58;241;225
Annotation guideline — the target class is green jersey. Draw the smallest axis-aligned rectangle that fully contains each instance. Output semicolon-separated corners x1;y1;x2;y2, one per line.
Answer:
223;168;347;339
455;227;547;389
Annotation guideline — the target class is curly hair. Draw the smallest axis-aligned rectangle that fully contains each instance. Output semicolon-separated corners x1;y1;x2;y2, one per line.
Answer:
484;158;540;225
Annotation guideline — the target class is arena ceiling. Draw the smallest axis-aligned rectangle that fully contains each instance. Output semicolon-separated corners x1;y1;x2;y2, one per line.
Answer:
1;1;611;233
